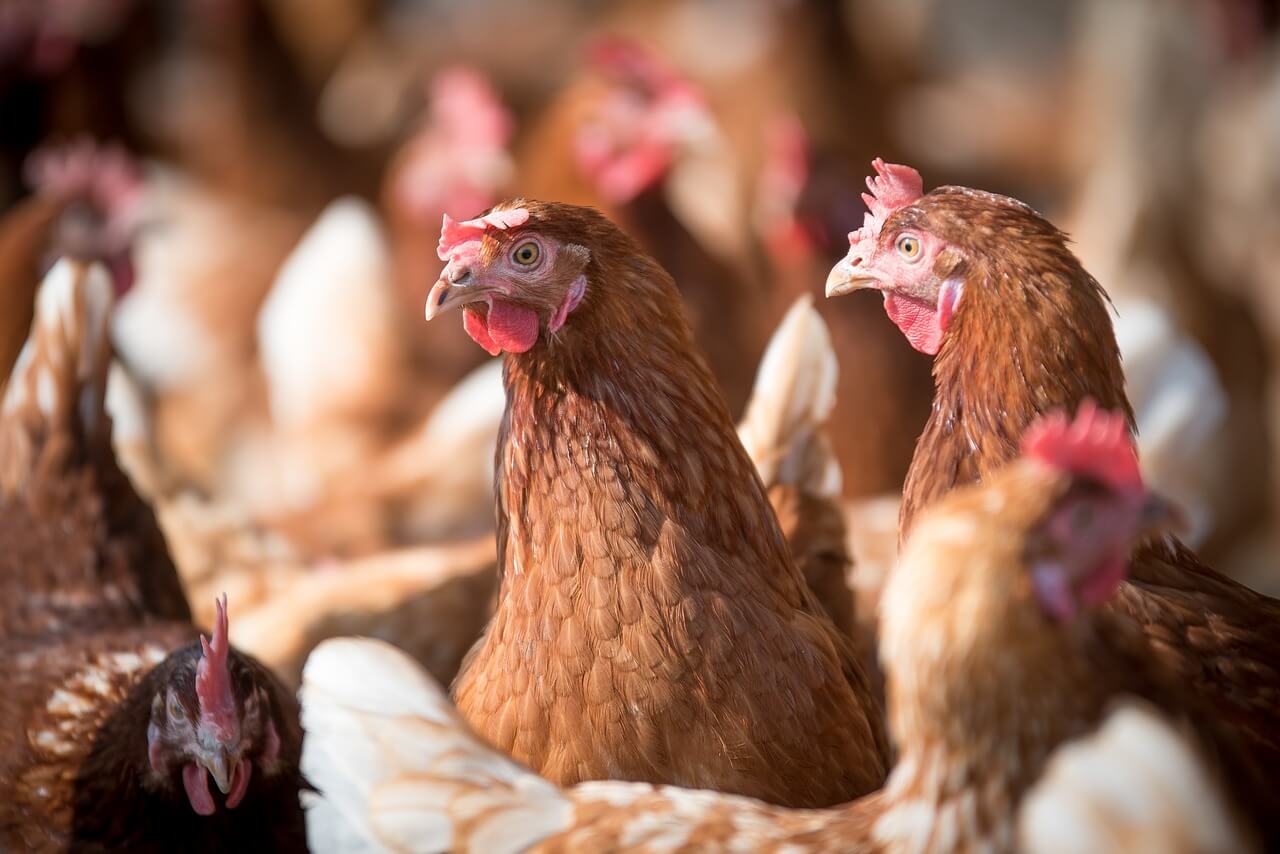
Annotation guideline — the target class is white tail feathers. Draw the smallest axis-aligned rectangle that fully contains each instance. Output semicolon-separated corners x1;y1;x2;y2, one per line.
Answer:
737;295;841;497
300;638;571;854
1018;703;1254;854
1;259;114;493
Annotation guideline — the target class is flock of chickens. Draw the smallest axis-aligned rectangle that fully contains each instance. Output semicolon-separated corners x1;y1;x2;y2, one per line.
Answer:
2;2;1280;853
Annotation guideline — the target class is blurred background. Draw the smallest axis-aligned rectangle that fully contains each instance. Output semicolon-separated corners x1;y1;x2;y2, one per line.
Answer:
2;0;1278;679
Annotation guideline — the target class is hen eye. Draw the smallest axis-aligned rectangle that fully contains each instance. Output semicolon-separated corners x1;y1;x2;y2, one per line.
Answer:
896;234;922;260
168;697;185;721
512;241;540;266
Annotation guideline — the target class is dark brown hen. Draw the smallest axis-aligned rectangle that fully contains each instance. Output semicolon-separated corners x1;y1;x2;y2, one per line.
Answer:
826;158;1280;785
0;260;306;851
426;201;887;808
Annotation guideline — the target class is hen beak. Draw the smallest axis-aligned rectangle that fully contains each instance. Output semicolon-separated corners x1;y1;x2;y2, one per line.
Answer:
824;257;880;298
198;745;235;794
426;266;492;321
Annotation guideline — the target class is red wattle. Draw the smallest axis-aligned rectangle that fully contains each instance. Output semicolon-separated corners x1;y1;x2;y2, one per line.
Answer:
463;307;501;356
183;763;217;816
226;759;252;809
463;299;540;355
884;292;945;355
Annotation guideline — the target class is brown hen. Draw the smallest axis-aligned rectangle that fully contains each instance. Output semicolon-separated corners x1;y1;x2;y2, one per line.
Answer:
826;157;1280;785
0;260;306;851
426;201;886;808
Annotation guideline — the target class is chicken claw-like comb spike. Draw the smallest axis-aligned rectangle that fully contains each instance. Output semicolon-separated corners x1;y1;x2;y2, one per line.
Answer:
848;158;924;248
24;137;143;214
862;158;924;221
1022;400;1143;496
437;207;531;262
196;594;239;741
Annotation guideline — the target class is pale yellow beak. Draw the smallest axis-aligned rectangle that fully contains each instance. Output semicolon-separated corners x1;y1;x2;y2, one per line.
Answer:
425;271;487;321
824;257;880;298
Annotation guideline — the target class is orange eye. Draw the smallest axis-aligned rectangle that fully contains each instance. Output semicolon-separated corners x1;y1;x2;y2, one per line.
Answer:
168;697;185;720
513;241;540;266
896;234;921;260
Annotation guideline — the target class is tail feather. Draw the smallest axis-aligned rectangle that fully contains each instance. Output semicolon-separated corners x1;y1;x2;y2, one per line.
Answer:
1;259;113;494
737;295;841;498
300;638;571;854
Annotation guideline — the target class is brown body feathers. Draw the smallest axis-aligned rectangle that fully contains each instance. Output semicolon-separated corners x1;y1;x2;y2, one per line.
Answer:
897;185;1280;783
452;200;887;808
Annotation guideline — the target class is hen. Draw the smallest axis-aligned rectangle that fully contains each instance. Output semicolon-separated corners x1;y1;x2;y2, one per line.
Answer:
425;201;886;807
204;294;854;694
0;259;306;851
0;260;188;634
826;158;1280;777
298;407;1259;852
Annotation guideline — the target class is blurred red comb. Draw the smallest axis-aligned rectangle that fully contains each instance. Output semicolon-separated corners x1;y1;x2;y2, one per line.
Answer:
586;35;681;91
427;65;513;147
1022;400;1143;495
196;594;238;742
24;137;142;214
848;158;923;249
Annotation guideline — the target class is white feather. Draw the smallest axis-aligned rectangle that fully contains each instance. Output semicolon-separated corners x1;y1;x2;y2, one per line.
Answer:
300;638;572;854
737;295;841;497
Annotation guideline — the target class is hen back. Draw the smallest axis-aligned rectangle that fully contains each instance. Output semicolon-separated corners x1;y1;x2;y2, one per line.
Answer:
0;260;190;637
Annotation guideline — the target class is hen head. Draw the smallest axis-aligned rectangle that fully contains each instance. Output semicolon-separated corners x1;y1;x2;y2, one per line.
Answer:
883;404;1181;666
24;137;144;296
425;201;600;356
573;37;712;204
1016;403;1187;622
145;596;283;817
391;66;513;228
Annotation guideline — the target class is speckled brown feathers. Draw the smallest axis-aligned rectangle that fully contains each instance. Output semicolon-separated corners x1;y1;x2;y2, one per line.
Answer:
898;186;1280;787
452;201;887;807
898;187;1131;533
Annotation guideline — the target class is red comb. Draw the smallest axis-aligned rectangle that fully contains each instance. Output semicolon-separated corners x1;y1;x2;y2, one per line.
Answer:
196;594;238;743
24;137;143;215
848;158;924;250
586;36;680;92
437;207;529;263
428;66;513;149
757;115;814;258
1022;401;1143;495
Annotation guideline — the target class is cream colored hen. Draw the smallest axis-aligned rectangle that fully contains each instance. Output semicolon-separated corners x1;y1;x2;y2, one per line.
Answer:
299;645;1253;854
